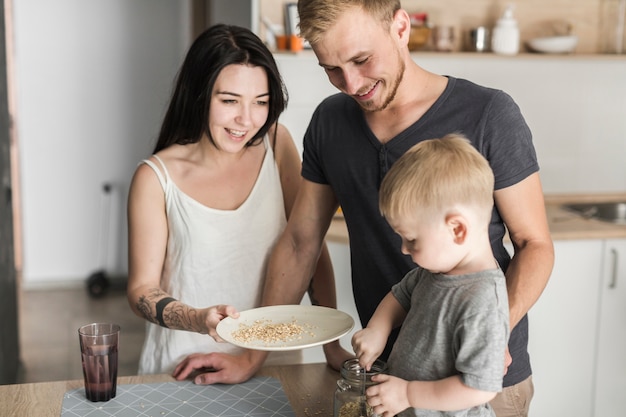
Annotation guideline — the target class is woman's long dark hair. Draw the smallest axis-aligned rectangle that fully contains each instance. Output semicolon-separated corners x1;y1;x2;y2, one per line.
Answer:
153;24;288;153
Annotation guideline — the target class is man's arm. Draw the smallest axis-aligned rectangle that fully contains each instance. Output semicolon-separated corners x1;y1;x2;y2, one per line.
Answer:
309;242;355;369
264;179;353;369
263;179;339;306
494;172;554;329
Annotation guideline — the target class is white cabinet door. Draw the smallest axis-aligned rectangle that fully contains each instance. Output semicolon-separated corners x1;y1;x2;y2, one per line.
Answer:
594;239;626;416
524;240;603;417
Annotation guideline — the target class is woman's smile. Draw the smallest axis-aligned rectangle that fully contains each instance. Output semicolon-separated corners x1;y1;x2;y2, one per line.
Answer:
225;128;247;140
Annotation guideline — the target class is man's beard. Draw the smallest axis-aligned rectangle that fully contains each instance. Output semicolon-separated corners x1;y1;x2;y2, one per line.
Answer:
361;54;405;113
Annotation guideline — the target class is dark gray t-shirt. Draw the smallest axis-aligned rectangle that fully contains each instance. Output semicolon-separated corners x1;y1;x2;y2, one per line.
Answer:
389;267;509;417
301;76;538;387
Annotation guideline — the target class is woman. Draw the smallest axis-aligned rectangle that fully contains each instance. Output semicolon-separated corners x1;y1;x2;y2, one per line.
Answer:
127;24;343;382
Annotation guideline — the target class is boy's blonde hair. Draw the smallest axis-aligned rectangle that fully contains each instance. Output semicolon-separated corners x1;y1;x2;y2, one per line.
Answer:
297;0;401;45
379;133;495;223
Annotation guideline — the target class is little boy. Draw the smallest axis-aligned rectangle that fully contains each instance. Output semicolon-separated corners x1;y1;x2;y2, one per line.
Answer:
352;134;509;417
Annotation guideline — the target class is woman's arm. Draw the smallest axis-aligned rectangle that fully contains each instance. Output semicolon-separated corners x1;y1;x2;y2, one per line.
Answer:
126;161;233;339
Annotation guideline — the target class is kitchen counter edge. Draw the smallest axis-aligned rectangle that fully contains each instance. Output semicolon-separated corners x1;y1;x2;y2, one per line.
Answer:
326;193;626;244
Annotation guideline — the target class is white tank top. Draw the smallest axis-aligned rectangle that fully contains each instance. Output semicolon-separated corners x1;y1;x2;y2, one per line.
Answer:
138;136;301;374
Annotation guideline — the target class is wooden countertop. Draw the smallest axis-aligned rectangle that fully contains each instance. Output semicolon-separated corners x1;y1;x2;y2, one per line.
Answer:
326;193;626;244
0;363;339;417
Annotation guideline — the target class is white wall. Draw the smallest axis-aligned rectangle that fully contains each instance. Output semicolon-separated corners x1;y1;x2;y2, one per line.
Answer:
13;0;191;286
275;52;626;194
13;1;626;288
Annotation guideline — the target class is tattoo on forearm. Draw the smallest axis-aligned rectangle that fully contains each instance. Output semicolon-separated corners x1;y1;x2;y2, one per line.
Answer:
136;288;167;324
136;288;207;333
164;304;205;333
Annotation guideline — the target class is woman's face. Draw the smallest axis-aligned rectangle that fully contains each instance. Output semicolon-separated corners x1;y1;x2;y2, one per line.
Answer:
209;64;270;152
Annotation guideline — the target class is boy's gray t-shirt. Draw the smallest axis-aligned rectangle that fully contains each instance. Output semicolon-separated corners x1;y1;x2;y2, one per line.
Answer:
389;267;510;417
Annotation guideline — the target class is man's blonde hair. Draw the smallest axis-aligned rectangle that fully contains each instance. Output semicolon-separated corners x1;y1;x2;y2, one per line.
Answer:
297;0;401;45
379;133;495;223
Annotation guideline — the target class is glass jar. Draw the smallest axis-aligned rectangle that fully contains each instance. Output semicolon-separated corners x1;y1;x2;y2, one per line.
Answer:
600;0;626;53
408;12;431;51
333;358;388;417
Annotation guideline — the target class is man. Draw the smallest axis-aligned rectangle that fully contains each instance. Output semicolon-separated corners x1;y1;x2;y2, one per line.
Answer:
179;1;554;415
267;0;554;414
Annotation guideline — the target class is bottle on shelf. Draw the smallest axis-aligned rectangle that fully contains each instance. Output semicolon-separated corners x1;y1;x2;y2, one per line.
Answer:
491;4;520;55
600;0;626;54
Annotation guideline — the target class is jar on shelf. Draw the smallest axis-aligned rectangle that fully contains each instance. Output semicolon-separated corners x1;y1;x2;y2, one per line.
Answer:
408;12;431;51
433;26;455;52
334;358;388;417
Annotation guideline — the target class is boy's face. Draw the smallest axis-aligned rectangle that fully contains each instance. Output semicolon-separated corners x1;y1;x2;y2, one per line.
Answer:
389;212;465;274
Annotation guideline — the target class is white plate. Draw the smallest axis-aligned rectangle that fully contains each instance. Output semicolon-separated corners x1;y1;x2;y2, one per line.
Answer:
216;305;355;351
527;35;578;54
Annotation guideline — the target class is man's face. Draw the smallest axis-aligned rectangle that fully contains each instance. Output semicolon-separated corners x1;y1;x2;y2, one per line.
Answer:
311;6;405;113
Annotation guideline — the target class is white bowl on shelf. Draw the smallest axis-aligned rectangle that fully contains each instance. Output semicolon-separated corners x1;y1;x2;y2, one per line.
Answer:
527;35;578;54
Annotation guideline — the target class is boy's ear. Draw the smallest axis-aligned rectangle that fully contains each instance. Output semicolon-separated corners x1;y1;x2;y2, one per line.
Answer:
446;213;468;245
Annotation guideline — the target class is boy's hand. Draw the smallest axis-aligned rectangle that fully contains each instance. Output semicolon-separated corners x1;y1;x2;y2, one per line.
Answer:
366;374;411;416
351;327;386;370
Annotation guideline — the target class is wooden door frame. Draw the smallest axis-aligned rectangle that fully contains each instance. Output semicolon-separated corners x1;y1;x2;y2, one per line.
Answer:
0;0;22;384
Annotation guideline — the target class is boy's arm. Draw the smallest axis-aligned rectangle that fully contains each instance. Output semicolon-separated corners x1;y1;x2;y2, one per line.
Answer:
406;376;497;410
367;292;407;331
353;293;407;369
368;374;496;416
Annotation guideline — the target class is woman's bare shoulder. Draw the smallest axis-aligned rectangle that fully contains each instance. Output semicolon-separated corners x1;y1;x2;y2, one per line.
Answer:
270;124;298;157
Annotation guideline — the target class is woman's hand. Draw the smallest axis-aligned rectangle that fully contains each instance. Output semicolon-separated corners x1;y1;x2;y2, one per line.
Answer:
204;305;239;341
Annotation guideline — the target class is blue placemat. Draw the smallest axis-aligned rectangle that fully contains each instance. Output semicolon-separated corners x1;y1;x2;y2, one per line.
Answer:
61;376;295;416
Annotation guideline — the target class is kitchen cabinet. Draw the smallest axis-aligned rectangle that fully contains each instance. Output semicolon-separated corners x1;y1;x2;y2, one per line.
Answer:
192;0;259;38
515;238;626;417
524;240;603;417
594;239;626;416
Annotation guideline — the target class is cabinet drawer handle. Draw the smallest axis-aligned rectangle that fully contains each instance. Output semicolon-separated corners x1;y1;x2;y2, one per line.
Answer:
609;248;618;289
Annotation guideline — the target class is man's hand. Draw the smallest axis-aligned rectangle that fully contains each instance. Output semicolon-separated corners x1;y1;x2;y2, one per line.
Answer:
504;345;512;375
172;350;267;385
